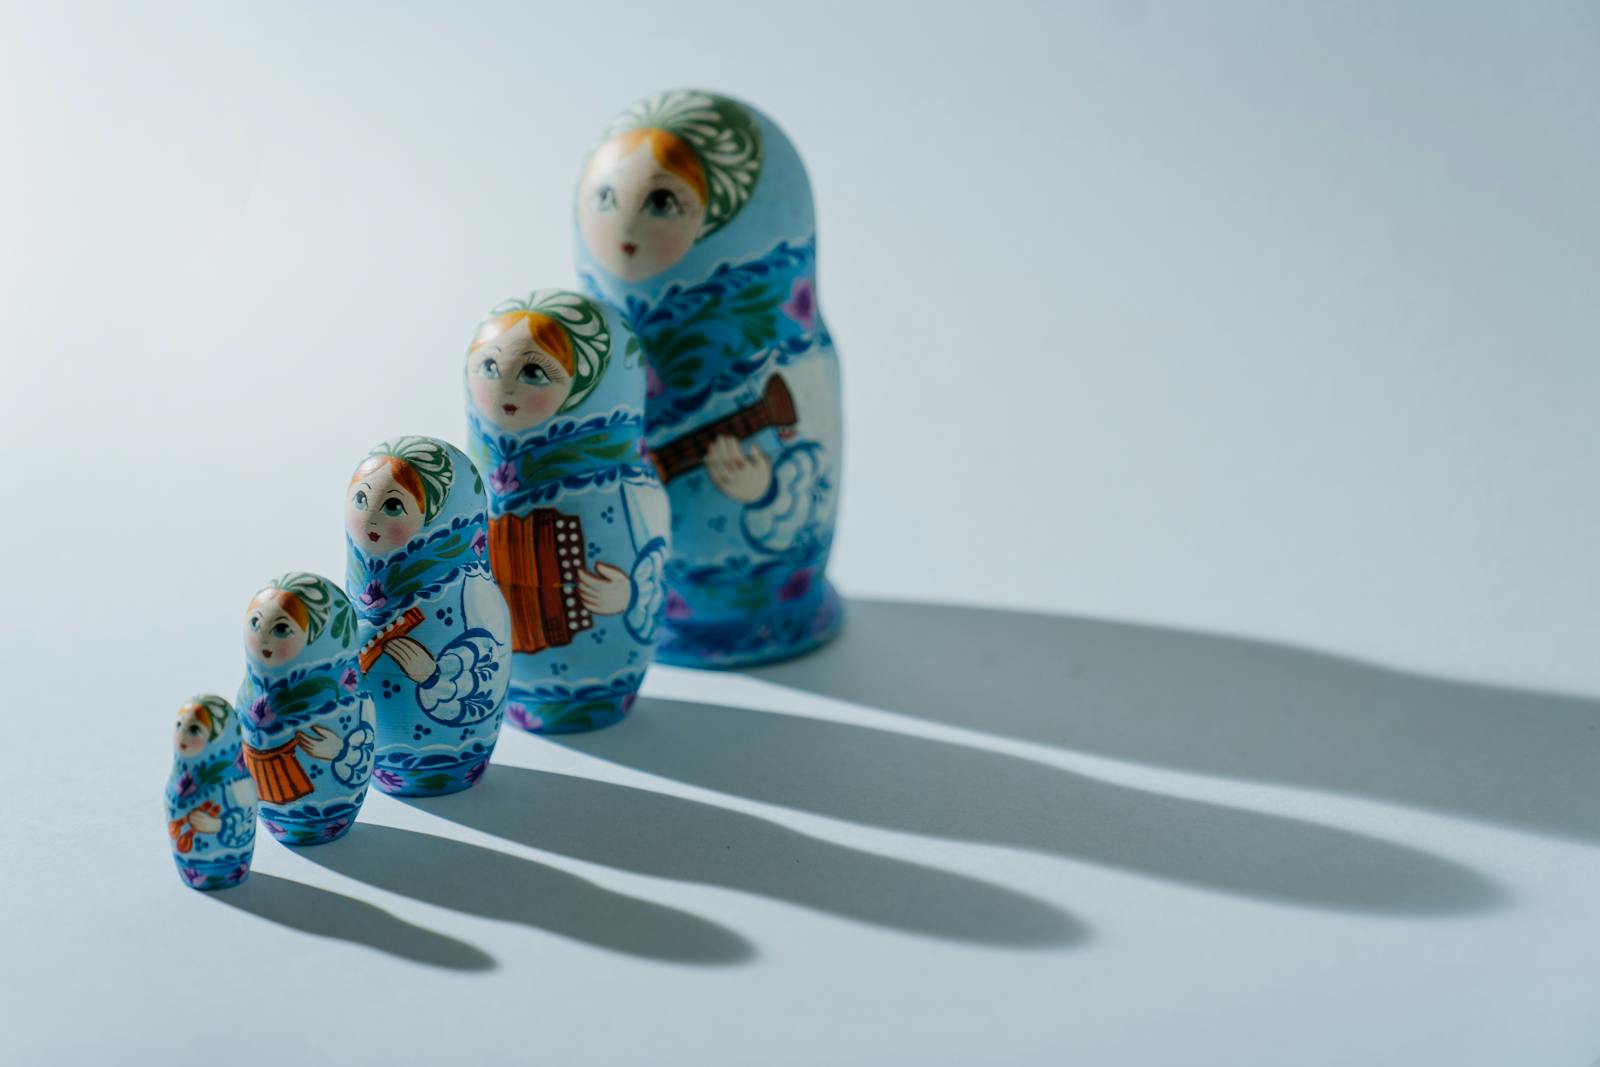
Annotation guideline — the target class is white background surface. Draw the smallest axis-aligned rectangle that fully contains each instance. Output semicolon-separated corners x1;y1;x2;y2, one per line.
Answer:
3;2;1598;1064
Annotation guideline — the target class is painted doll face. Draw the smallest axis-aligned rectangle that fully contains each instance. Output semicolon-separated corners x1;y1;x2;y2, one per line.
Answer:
468;316;574;432
173;705;209;758
346;462;425;552
578;136;707;282
244;598;308;666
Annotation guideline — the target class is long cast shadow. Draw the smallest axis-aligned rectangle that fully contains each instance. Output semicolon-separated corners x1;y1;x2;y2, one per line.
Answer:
210;872;495;972
295;823;753;965
553;697;1505;917
412;767;1086;949
751;599;1600;844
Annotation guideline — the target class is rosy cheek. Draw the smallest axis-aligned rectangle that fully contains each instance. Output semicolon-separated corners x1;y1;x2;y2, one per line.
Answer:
652;233;690;266
386;522;409;543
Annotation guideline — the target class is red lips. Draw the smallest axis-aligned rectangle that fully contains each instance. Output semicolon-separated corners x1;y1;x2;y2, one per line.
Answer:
503;404;518;414
263;650;273;658
621;242;638;256
367;532;379;542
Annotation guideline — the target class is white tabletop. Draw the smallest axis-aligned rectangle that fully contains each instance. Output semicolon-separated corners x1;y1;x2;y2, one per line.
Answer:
4;3;1598;1064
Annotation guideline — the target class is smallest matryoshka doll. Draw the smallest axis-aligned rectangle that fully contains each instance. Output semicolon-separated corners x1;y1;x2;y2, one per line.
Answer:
238;572;375;845
344;435;512;795
166;694;257;890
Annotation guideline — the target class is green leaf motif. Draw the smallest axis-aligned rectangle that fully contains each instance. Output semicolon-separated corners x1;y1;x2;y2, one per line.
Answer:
277;675;339;718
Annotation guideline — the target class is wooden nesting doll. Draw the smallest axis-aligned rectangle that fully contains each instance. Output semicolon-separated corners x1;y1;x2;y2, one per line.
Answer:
166;694;257;890
237;572;374;845
574;89;844;668
465;289;670;733
344;435;511;794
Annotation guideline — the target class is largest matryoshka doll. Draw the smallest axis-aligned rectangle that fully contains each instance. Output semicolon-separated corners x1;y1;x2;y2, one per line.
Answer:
238;572;375;844
574;89;844;668
465;289;670;733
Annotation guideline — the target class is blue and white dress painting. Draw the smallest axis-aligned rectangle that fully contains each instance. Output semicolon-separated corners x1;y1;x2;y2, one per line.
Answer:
166;694;256;890
237;572;374;845
575;89;843;668
344;436;510;795
465;289;670;733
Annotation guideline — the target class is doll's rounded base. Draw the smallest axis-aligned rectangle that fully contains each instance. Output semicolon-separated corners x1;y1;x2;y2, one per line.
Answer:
655;580;844;670
173;854;252;891
372;754;492;797
506;691;636;735
261;811;359;847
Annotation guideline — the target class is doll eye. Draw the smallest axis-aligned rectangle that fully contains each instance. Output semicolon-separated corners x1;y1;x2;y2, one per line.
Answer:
352;490;368;510
594;186;617;211
479;357;500;380
271;622;291;638
381;498;407;517
644;188;681;217
249;615;261;632
518;363;551;386
187;724;203;736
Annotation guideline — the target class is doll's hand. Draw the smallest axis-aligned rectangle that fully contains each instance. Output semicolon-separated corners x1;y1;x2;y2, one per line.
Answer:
705;435;773;504
186;802;222;835
383;636;437;683
577;563;632;616
297;725;345;761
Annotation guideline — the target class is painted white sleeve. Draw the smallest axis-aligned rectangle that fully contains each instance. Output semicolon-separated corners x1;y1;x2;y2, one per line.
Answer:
741;445;825;554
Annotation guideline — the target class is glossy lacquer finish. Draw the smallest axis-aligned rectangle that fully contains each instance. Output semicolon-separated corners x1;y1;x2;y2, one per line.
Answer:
166;694;257;890
237;572;374;844
466;289;671;732
344;436;510;794
575;89;844;668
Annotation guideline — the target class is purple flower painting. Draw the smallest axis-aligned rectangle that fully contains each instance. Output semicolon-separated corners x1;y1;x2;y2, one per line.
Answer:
489;462;520;496
357;580;388;613
464;759;488;785
181;867;206;887
780;278;816;331
505;702;543;732
645;362;665;399
245;695;275;730
373;768;405;792
176;769;197;799
340;667;360;693
471;529;488;556
777;568;814;603
320;817;350;841
665;591;691;620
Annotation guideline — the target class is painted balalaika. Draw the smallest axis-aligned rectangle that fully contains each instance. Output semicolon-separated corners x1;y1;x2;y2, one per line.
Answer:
487;508;591;652
649;374;798;483
345;436;511;796
575;90;845;668
466;289;670;734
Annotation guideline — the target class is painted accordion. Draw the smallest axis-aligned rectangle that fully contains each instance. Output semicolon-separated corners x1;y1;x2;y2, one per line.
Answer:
488;508;591;654
651;373;798;482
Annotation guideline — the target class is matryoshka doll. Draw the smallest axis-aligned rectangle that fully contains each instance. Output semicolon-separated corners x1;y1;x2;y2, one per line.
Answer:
165;694;257;890
237;572;375;844
574;89;844;668
344;435;511;794
465;289;670;733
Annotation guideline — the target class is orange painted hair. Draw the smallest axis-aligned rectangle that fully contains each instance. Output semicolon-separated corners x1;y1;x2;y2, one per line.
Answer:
470;311;575;375
180;702;215;735
348;454;425;509
247;588;310;632
593;127;708;205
